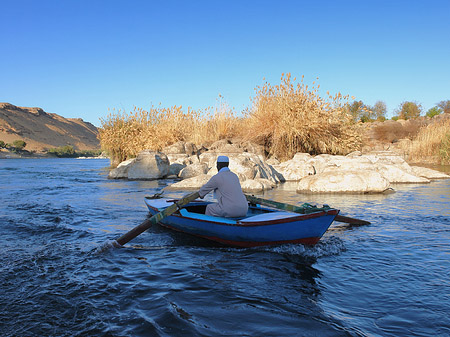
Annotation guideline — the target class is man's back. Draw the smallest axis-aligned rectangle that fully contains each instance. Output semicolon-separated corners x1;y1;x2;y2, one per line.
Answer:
199;168;248;217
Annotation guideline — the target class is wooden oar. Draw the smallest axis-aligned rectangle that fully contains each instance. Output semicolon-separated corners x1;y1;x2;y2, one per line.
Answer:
245;194;370;225
114;191;200;247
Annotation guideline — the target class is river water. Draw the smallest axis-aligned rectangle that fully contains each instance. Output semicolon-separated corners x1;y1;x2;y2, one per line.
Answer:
0;158;449;337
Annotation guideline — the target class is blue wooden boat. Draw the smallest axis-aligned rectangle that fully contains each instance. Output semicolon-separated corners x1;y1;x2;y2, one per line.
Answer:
144;198;339;247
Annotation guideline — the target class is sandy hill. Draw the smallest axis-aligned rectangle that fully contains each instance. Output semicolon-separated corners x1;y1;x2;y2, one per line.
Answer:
0;103;100;152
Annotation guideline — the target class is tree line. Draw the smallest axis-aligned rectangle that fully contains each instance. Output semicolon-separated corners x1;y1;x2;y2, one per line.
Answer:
344;99;450;123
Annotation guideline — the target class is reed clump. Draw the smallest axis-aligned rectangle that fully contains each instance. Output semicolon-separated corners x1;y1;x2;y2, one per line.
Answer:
99;106;190;165
99;103;243;166
99;74;363;165
244;73;361;160
405;117;450;164
192;99;244;145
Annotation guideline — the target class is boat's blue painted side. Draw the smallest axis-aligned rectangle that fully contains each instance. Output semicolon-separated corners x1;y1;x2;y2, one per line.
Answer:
144;199;338;247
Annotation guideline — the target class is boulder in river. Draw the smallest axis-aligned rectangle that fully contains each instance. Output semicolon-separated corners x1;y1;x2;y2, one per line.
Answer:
108;158;136;179
178;163;209;179
109;151;170;180
272;153;315;181
166;174;211;190
297;170;392;194
410;166;450;179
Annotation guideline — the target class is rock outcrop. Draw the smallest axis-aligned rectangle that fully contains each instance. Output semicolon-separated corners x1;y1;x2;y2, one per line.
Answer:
167;152;280;192
410;166;450;179
108;151;169;180
107;158;136;179
109;140;449;193
297;170;391;194
272;153;315;181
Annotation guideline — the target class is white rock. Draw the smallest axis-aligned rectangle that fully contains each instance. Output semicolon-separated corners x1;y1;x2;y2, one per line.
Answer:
266;157;280;165
297;170;391;193
168;163;186;177
411;166;450;179
199;152;281;184
166;153;189;164
166;174;211;190
273;153;315;181
163;141;198;155
376;163;430;183
127;151;169;180
186;155;200;165
241;179;276;192
179;163;209;179
362;152;413;173
319;161;427;183
233;153;280;183
108;158;136;179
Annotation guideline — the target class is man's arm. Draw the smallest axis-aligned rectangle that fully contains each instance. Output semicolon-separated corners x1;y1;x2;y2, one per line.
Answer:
199;175;219;198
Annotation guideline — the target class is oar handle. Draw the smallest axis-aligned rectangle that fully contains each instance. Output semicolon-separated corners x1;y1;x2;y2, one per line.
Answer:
115;218;153;247
115;191;200;247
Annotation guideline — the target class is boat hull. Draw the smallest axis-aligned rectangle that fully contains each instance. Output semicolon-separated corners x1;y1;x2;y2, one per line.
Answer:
145;199;338;247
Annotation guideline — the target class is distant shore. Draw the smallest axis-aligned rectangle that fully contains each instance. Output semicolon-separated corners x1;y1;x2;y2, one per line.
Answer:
0;149;106;160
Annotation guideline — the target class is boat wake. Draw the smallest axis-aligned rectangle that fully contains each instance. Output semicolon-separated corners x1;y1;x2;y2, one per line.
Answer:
266;236;346;258
115;234;347;260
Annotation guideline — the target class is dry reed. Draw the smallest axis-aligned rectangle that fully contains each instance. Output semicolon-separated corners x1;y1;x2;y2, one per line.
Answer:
99;74;363;165
405;118;450;164
244;73;361;160
99;102;242;166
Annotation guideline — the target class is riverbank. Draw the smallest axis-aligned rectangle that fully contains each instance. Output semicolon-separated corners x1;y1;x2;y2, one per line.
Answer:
0;148;107;160
0;149;46;159
106;141;449;195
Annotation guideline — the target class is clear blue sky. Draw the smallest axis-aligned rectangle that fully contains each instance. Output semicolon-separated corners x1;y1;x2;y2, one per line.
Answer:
1;0;449;126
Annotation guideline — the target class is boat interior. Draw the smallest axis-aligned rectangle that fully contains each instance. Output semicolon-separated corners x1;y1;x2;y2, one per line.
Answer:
183;201;274;217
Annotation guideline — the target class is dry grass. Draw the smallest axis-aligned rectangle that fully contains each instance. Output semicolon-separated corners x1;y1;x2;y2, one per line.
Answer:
99;74;363;165
372;119;427;143
243;73;361;160
99;102;242;166
405;118;450;164
193;99;244;145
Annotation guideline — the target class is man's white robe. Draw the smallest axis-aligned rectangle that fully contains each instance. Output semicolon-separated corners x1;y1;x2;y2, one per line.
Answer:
199;167;248;217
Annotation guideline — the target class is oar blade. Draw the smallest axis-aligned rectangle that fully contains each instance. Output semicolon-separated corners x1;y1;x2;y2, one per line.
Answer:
334;215;370;225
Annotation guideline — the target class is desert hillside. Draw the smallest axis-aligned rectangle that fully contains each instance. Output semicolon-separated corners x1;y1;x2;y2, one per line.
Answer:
0;103;99;152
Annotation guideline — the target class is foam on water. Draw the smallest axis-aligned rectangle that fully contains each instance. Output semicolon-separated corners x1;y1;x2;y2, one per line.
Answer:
264;235;346;258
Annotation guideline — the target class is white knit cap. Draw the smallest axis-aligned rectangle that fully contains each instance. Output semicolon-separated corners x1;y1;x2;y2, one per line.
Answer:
217;155;229;163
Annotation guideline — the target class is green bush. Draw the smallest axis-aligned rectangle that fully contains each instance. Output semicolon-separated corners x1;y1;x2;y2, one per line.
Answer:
0;140;5;148
426;107;442;118
395;101;422;120
47;146;102;158
12;139;27;151
47;145;76;157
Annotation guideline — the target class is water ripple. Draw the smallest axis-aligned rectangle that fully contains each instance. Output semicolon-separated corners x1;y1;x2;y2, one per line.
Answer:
1;159;449;336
